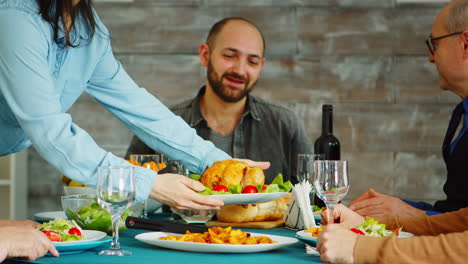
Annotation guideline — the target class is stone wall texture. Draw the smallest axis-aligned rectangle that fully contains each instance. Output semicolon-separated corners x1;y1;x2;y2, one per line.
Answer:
28;0;455;216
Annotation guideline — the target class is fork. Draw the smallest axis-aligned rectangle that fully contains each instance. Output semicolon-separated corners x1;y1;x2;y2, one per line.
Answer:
305;244;320;256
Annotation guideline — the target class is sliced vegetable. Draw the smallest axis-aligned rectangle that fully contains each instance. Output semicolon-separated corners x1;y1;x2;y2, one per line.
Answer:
350;228;365;235
242;185;258;194
214;185;229;192
41;230;62;242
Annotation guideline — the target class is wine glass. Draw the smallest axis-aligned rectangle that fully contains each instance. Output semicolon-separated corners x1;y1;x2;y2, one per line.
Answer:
129;154;165;218
97;166;136;256
313;160;349;223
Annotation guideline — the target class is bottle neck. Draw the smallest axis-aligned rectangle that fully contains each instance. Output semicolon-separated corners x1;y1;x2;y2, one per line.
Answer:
322;109;333;135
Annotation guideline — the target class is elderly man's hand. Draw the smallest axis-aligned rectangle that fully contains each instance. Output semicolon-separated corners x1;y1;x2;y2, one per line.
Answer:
150;173;224;210
317;224;357;263
349;188;425;218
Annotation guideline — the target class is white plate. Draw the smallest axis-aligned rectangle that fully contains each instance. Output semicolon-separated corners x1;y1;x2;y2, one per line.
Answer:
49;230;110;254
296;230;414;244
34;211;67;222
135;231;298;253
54;230;107;245
210;192;289;205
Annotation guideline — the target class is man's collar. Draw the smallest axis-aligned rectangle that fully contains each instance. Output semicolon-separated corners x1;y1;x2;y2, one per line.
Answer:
190;86;261;126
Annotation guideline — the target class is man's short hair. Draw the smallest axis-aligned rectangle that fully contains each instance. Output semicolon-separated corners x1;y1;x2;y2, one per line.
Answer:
205;17;266;56
447;0;468;32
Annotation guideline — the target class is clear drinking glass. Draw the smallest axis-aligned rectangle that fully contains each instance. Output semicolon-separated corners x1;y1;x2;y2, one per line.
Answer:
297;154;323;206
97;166;136;256
313;160;349;223
297;154;323;183
129;154;165;218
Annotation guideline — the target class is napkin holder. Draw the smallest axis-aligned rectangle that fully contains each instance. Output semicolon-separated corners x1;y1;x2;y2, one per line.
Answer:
284;182;317;230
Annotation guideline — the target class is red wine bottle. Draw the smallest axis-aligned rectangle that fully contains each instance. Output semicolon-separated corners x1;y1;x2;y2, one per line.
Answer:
314;104;340;160
313;104;341;208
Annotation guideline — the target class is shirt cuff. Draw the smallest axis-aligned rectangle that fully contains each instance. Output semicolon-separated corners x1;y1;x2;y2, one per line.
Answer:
197;148;231;173
425;210;443;216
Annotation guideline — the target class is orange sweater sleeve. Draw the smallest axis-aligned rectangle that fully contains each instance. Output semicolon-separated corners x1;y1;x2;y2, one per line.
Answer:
354;208;468;263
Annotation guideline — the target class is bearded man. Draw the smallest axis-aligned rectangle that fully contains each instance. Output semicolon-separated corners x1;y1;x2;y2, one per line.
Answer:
126;17;312;183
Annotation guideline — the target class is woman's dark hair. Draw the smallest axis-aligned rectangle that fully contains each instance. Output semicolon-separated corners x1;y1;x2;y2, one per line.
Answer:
38;0;97;48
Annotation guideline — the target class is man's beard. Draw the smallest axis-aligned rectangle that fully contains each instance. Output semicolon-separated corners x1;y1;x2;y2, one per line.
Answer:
207;61;256;103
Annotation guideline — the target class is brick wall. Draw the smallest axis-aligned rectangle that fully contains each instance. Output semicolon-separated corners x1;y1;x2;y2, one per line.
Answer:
28;0;455;215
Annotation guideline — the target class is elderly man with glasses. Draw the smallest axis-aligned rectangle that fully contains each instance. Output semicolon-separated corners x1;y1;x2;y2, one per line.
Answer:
313;3;468;263
345;0;468;221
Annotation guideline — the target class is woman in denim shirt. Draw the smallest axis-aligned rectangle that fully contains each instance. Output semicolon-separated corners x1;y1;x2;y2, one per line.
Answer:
0;0;268;209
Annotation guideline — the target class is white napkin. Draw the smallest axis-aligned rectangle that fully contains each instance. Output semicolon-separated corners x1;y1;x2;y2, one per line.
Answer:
284;182;317;230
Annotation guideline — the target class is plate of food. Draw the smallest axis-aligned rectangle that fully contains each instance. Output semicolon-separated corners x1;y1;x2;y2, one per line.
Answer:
135;227;298;253
296;218;414;246
37;218;110;254
210;192;290;205
193;160;293;205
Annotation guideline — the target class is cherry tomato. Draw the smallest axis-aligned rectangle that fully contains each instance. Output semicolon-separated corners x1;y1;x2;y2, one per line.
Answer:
68;227;82;236
261;185;267;191
350;228;365;235
214;185;229;192
42;230;62;242
242;185;258;194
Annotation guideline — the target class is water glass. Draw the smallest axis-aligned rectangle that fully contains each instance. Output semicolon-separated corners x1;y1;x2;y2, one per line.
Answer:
129;154;165;217
97;166;136;256
314;160;349;223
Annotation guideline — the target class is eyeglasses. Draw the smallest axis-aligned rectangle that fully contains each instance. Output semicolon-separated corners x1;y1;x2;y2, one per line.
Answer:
425;32;462;55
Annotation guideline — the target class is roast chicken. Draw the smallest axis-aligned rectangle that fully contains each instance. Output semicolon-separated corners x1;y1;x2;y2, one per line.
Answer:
200;160;265;189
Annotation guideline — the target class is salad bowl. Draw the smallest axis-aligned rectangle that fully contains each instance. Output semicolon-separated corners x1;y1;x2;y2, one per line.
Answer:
61;194;142;234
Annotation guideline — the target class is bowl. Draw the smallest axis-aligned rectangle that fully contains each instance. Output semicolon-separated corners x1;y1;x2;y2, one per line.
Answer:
172;209;217;223
61;194;142;234
63;186;96;196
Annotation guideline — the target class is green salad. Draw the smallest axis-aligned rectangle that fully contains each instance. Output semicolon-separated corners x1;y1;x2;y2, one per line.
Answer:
37;218;82;242
354;218;395;237
197;173;293;195
65;202;134;235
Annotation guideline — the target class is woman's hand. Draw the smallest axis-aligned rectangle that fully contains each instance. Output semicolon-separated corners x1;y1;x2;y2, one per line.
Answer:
317;224;357;263
150;173;224;210
321;204;365;228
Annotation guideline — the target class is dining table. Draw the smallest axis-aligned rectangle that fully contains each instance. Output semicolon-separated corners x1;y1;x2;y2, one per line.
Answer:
6;213;324;264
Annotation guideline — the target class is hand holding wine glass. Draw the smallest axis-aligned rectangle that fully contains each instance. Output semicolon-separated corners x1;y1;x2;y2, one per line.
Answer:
97;166;136;256
314;160;349;224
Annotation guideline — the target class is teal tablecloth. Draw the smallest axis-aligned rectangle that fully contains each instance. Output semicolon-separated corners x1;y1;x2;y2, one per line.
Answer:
9;215;323;264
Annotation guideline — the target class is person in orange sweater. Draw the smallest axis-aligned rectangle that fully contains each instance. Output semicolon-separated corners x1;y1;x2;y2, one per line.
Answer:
317;204;468;263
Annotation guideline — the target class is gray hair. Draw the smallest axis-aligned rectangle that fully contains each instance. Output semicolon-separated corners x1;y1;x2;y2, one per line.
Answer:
446;0;468;32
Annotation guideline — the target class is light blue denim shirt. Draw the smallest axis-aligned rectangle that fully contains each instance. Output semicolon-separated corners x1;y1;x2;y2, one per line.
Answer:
0;0;230;202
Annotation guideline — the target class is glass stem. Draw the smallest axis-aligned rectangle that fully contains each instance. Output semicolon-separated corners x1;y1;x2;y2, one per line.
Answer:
327;203;337;224
142;200;148;218
110;214;121;250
